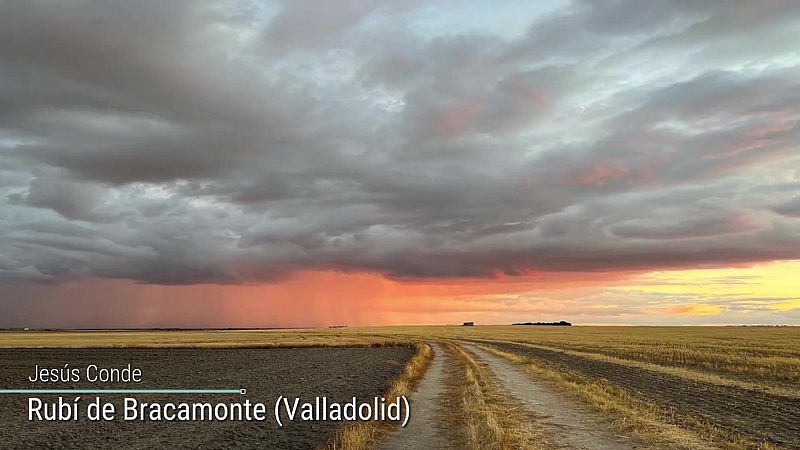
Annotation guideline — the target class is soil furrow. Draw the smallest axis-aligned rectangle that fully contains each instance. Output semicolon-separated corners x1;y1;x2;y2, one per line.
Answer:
462;344;640;450
0;347;414;449
485;340;800;448
380;343;448;450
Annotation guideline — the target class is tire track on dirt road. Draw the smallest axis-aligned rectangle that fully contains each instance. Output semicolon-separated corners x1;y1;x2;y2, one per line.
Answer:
380;343;448;450
462;343;642;450
486;340;800;448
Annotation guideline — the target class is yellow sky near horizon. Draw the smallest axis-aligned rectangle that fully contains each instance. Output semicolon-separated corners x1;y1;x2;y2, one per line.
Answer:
1;260;797;328
625;260;800;315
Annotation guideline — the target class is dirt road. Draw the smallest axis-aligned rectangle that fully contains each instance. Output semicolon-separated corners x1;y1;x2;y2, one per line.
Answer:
382;342;639;449
380;343;449;450
463;344;639;450
486;340;800;448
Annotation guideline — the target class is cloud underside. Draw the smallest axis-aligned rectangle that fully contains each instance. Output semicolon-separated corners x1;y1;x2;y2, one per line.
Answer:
1;0;800;284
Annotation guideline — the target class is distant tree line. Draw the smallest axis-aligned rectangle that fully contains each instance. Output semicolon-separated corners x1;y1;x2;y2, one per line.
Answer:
512;321;572;326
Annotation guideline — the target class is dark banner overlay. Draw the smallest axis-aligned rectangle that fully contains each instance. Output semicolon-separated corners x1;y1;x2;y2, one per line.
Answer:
0;347;413;448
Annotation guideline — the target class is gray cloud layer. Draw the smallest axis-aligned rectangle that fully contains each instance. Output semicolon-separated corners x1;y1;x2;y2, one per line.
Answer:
1;0;799;284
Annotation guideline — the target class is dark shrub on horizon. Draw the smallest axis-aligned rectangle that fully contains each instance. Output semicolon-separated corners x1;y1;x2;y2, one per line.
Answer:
512;321;572;326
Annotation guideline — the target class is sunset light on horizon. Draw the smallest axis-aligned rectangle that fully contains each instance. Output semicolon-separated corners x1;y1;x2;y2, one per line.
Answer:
2;260;798;328
1;1;799;328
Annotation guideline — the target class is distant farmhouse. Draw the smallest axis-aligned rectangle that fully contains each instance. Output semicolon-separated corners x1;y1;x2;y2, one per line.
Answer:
462;321;474;326
513;321;572;326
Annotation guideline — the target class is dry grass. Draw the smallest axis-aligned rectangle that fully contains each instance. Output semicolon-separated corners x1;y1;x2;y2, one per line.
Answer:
324;342;433;450
7;326;799;391
8;326;796;394
478;344;779;450
4;326;795;449
332;326;795;448
0;329;412;348
332;326;800;390
438;341;551;450
0;329;434;450
478;340;800;399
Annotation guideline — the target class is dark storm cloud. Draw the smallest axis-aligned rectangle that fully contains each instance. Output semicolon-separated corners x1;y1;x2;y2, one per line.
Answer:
773;196;800;218
0;0;799;284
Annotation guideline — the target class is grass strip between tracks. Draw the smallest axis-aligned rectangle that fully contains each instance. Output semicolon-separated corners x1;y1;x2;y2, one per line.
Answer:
438;341;551;450
477;343;779;450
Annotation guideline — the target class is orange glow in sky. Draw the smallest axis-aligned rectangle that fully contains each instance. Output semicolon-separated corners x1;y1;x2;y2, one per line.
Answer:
2;261;797;328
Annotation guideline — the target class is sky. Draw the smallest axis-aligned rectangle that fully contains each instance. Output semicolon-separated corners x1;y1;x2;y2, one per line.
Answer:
0;0;799;328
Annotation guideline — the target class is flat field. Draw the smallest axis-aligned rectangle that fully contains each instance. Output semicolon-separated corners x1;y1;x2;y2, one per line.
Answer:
0;329;411;348
361;325;800;448
2;326;798;449
343;325;800;388
0;346;414;449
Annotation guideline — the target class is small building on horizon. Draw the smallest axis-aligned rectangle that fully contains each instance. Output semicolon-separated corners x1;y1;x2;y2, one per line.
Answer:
462;321;474;326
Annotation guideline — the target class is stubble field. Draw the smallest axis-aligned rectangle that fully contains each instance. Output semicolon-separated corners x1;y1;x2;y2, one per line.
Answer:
1;325;798;449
